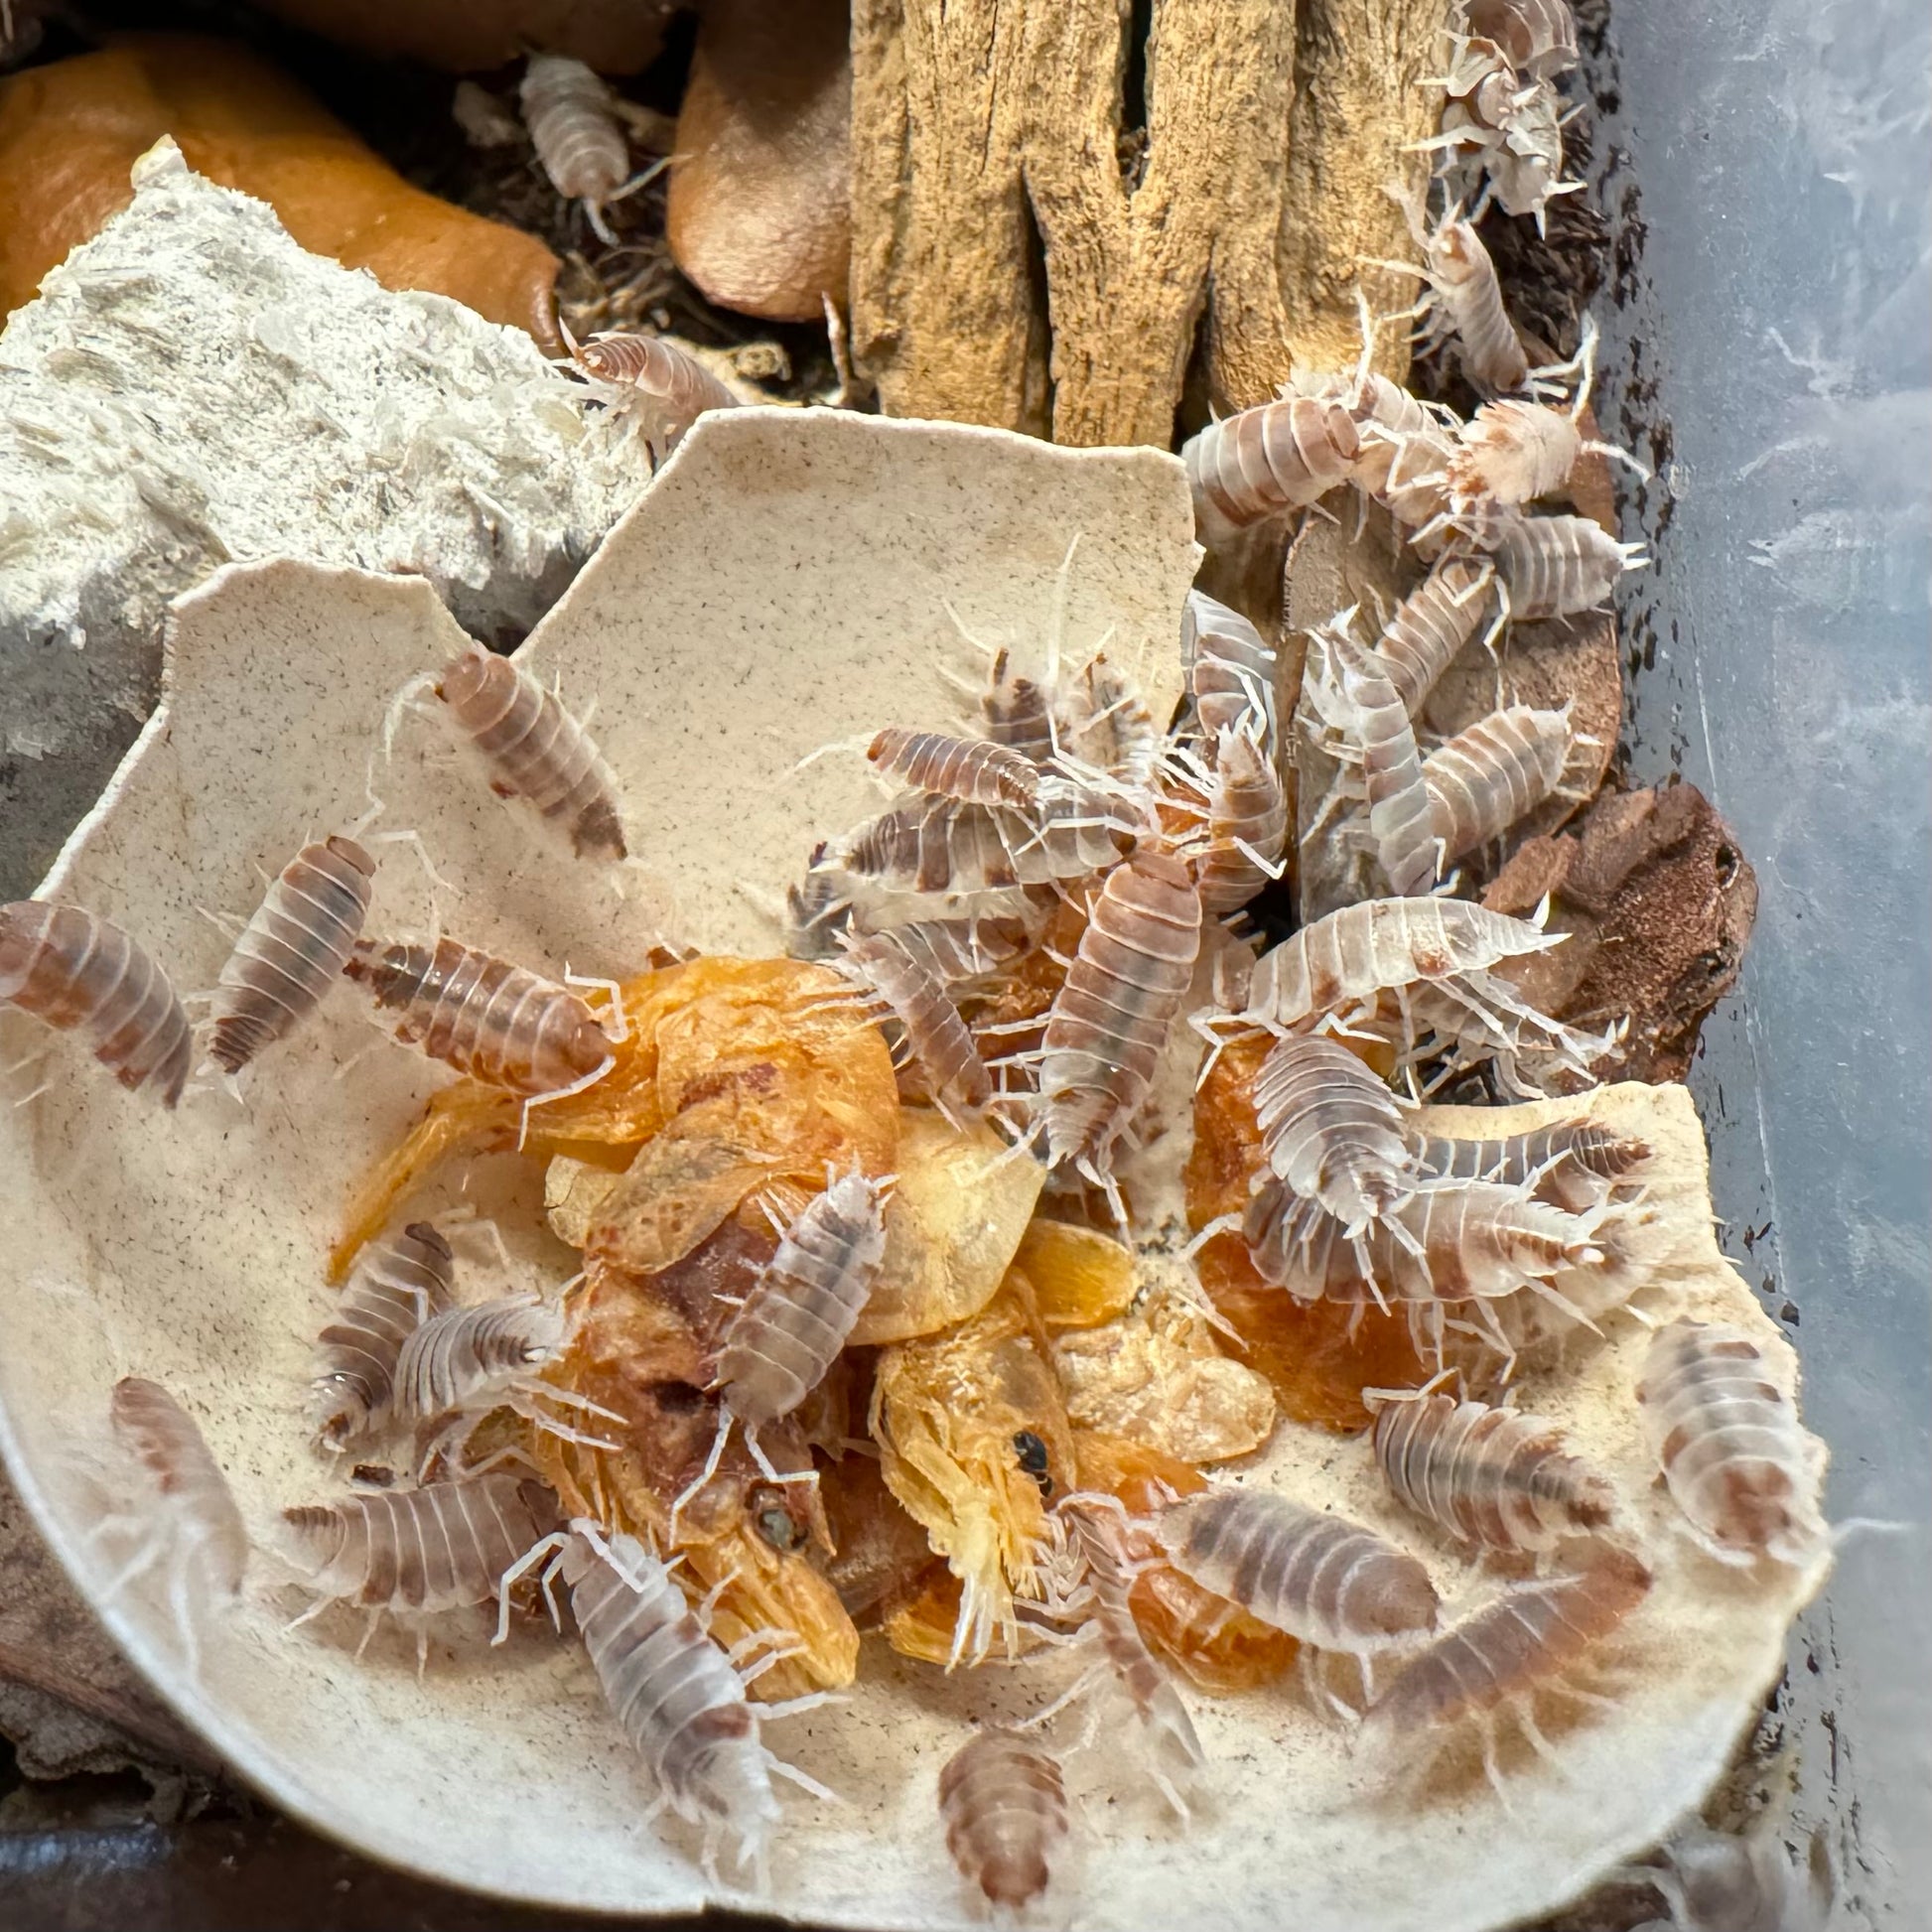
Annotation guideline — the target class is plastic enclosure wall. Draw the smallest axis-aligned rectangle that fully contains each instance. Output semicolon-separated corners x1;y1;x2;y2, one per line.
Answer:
1591;0;1931;1918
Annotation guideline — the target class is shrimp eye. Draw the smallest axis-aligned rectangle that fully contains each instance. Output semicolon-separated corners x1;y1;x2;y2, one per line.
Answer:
1012;1431;1053;1498
750;1485;808;1553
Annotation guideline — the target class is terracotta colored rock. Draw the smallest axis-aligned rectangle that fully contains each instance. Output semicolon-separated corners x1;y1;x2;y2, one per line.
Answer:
1483;782;1759;1083
667;0;851;324
0;38;562;345
249;0;671;74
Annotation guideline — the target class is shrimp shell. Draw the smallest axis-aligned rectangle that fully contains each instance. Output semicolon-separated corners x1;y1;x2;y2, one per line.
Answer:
1462;0;1580;75
1251;1034;1415;1230
1423;704;1576;862
867;728;1041;808
209;836;375;1072
1318;633;1439;897
568;1529;802;1865
392;1294;568;1426
834;930;990;1113
1496;513;1647;619
938;1727;1071;1910
1181;590;1278;745
110;1377;249;1599
1375;557;1495;718
1183;397;1362;532
345;935;613;1096
570;333;740;453
283;1474;562;1615
716;1173;891;1425
434;642;626;860
1158;1487;1441;1653
520;54;627;208
1364;1540;1650;1750
1449;399;1583;507
1423;218;1529;393
1416;1119;1650;1213
1039;849;1202;1175
1237;897;1560;1035
1637;1320;1827;1566
312;1221;456;1449
1195;726;1290;914
1372;1393;1614;1551
0;901;192;1105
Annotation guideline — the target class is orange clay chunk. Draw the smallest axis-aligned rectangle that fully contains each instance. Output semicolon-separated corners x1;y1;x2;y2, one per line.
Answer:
1071;1429;1299;1695
0;38;561;343
334;955;898;1278
1184;1033;1429;1431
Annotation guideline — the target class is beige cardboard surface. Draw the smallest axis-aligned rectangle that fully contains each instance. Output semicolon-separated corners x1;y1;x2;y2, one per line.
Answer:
0;409;1824;1927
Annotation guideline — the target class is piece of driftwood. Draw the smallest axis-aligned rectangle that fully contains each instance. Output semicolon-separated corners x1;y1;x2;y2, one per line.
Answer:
850;0;1440;445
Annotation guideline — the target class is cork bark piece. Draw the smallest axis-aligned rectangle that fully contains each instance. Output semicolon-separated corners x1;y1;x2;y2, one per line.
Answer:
667;0;852;324
0;38;562;343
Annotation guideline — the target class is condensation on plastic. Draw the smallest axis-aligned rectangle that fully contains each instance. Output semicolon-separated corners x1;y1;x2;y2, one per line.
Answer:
1590;0;1931;1920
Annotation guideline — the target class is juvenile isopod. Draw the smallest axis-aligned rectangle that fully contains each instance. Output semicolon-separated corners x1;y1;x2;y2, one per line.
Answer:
430;641;627;860
208;836;376;1073
283;1474;564;1666
1372;556;1496;718
1182;396;1362;536
344;935;615;1100
312;1221;456;1449
872;914;1033;985
568;331;741;458
1637;1319;1828;1567
834;788;1134;895
833;929;991;1116
1181;590;1278;746
938;1726;1072;1911
976;647;1058;763
1158;1487;1441;1655
1036;848;1202;1203
1370;1390;1615;1551
1495;512;1648;620
1064;653;1162;788
1449;398;1588;507
550;1526;834;1878
0;901;193;1105
1251;1034;1417;1231
1192;725;1290;915
1415;1118;1650;1213
1461;0;1580;78
1422;704;1577;862
1363;1539;1650;1790
520;54;630;242
1413;216;1530;394
867;727;1042;808
103;1377;249;1671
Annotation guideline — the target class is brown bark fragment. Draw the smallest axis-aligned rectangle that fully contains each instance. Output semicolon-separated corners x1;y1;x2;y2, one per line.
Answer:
1483;783;1759;1083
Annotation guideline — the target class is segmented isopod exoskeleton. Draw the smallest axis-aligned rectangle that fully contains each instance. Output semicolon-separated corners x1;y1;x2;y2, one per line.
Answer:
1065;653;1161;788
1181;590;1278;746
978;648;1058;763
1371;1391;1614;1551
1183;396;1362;535
835;788;1136;895
1194;726;1290;914
877;914;1033;985
209;836;375;1073
1461;0;1579;77
867;728;1041;808
1423;704;1577;863
1433;70;1576;226
1638;1826;1834;1932
312;1221;456;1449
0;902;193;1105
1158;1487;1441;1654
1037;849;1202;1198
391;1294;571;1431
563;1526;831;1876
1417;217;1530;394
1449;398;1587;507
432;642;626;860
105;1378;249;1660
1375;557;1496;718
283;1474;563;1664
834;929;990;1115
715;1172;891;1427
1496;512;1647;619
520;54;629;240
569;332;740;457
1362;1540;1651;1785
1637;1319;1828;1567
1416;1118;1650;1213
938;1726;1071;1911
344;935;614;1098
1397;971;1617;1099
1252;1034;1417;1231
1231;897;1565;1035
